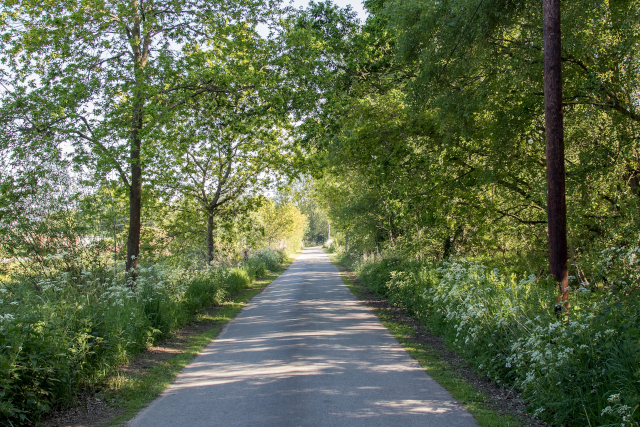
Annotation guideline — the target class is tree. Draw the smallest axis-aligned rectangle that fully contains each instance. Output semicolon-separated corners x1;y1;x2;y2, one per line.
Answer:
380;0;640;272
0;0;279;278
153;93;291;263
275;178;329;245
285;0;640;278
258;200;306;251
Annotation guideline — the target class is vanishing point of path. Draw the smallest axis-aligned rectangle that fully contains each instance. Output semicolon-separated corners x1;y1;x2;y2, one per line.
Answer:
129;247;478;427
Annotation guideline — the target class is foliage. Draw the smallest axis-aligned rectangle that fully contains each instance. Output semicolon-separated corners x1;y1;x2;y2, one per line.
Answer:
284;0;640;277
348;250;640;426
0;0;284;273
0;247;285;423
255;199;307;253
149;30;294;263
276;178;330;245
252;247;288;271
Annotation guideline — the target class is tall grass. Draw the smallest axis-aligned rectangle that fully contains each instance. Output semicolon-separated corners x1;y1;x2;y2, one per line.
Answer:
0;248;286;424
346;249;640;427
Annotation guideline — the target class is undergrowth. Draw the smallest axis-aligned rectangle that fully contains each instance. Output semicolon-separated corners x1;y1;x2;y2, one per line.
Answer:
337;248;640;427
0;248;287;425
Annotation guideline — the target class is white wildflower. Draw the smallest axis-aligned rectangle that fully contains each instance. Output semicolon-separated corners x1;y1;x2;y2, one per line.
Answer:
608;393;621;403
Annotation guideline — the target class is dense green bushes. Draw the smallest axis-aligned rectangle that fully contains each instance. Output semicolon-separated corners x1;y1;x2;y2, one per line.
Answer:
347;251;640;427
0;248;286;424
251;247;288;272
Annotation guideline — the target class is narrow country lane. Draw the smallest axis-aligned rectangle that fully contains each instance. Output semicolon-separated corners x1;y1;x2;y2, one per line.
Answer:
129;247;478;427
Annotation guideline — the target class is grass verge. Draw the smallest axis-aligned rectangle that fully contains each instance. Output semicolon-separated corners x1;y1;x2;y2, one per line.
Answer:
88;258;294;427
327;253;523;427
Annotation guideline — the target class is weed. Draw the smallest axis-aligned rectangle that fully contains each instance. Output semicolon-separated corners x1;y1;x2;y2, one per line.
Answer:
0;248;287;423
345;251;640;427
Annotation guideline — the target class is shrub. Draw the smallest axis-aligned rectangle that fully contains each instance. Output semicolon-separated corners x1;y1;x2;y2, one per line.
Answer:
226;268;250;295
183;270;227;313
353;252;640;427
252;248;286;271
244;258;267;281
0;254;260;423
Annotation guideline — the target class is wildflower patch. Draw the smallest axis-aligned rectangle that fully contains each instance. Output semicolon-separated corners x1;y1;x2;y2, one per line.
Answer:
355;254;640;427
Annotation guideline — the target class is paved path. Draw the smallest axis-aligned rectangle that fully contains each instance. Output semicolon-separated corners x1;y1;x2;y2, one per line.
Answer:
129;247;477;427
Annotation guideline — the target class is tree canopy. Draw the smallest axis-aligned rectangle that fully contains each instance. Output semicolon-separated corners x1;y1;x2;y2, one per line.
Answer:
2;0;640;425
281;0;640;273
1;0;287;275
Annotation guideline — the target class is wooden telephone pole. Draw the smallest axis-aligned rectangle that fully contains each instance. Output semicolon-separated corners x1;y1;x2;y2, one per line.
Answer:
544;0;569;312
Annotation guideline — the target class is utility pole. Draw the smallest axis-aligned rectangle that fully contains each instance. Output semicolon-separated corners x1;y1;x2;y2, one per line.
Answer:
328;221;331;242
544;0;569;313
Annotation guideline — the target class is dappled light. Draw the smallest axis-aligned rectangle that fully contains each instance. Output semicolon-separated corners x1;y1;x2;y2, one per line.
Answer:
3;0;637;424
130;248;476;426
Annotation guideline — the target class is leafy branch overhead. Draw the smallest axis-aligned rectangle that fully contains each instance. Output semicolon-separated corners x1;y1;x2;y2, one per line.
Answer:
0;0;286;275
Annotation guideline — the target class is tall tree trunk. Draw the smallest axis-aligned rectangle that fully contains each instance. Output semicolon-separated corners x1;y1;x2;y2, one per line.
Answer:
126;99;143;280
125;0;149;283
544;0;569;312
206;210;214;263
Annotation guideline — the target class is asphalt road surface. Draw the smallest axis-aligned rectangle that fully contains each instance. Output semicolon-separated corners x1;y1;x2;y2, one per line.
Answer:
129;247;478;427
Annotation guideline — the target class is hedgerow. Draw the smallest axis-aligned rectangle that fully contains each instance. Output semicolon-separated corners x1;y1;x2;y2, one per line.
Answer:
0;248;285;424
348;248;640;427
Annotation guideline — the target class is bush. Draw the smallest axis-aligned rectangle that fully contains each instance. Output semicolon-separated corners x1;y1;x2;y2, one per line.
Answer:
226;268;250;295
183;270;228;314
244;258;267;281
325;241;342;254
353;252;640;427
0;255;258;424
252;248;287;271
